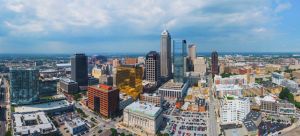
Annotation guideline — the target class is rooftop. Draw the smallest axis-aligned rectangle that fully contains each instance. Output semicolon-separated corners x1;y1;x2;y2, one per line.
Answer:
243;120;257;132
262;95;277;102
15;100;73;113
216;84;243;91
125;101;162;118
13;112;56;135
159;80;187;90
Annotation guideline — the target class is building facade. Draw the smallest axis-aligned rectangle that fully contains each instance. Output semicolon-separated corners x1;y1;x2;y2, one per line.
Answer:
220;95;250;124
59;78;78;94
87;84;119;118
71;53;88;88
158;80;189;102
116;65;143;99
211;51;219;76
188;44;197;61
10;68;39;105
173;39;187;83
145;51;160;84
123;102;163;135
160;30;172;81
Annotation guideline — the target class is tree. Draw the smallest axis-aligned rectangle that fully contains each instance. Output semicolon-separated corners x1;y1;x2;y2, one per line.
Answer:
110;128;117;136
279;88;291;100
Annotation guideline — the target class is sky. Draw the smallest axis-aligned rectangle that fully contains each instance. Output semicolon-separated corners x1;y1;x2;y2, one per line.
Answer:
0;0;299;54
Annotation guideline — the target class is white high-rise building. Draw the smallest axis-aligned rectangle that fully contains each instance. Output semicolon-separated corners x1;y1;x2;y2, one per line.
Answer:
220;95;250;124
160;30;172;81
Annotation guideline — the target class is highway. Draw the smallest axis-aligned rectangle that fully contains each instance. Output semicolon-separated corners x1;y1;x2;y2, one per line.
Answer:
208;74;218;136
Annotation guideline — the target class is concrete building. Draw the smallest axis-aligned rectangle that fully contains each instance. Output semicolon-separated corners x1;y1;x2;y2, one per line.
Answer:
158;80;189;102
119;93;134;110
215;84;243;98
125;57;138;65
13;112;57;136
281;79;299;93
220;95;250;124
10;68;39;105
272;72;284;85
145;51;160;84
65;118;87;135
260;95;278;114
140;93;163;107
59;78;78;94
188;44;197;61
160;30;172;81
214;75;248;86
71;53;88;89
277;100;296;115
91;66;102;79
193;57;206;76
87;84;119;118
123;101;163;135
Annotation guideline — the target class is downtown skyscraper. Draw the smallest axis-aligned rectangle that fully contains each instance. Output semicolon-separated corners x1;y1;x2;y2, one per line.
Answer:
145;51;160;84
211;51;219;76
160;30;172;82
10;68;39;105
173;39;187;83
71;53;88;89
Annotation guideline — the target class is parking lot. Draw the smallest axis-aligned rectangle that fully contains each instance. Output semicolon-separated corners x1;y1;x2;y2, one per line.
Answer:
166;111;208;136
258;121;291;136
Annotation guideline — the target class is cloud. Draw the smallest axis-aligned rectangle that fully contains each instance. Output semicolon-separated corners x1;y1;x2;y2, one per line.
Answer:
0;0;296;53
275;2;292;13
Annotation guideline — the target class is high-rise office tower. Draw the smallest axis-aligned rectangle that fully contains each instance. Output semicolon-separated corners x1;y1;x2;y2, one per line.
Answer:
116;65;143;99
87;84;119;118
173;40;187;83
211;51;219;76
10;68;39;105
71;53;88;88
160;30;172;82
188;44;197;61
145;51;160;83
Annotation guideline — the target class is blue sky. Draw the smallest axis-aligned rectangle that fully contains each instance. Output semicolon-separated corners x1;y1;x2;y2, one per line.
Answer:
0;0;299;54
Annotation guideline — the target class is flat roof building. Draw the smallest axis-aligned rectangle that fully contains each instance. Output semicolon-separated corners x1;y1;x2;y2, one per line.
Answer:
13;112;57;136
87;84;119;118
59;78;78;94
123;101;163;135
158;80;189;102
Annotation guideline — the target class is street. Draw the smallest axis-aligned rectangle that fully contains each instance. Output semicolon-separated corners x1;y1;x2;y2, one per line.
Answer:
208;74;218;136
0;77;7;136
74;102;129;136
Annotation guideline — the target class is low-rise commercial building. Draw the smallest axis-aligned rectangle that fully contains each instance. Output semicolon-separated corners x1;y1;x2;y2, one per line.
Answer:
140;93;163;107
215;84;243;98
59;78;78;94
65;118;87;135
158;80;189;102
13;112;57;136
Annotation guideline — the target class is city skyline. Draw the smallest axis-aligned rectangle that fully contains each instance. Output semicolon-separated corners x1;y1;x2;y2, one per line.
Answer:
0;0;300;54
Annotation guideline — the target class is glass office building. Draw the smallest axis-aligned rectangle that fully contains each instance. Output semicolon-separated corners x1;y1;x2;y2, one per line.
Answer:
173;40;187;83
10;68;39;105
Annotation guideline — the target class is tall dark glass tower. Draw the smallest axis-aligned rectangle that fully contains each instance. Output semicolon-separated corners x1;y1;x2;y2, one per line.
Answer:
145;51;160;83
71;53;88;88
160;30;172;82
211;51;219;76
173;39;187;83
10;68;39;105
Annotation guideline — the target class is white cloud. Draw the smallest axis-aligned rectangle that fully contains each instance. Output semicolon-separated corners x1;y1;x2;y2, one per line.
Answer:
275;2;292;13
